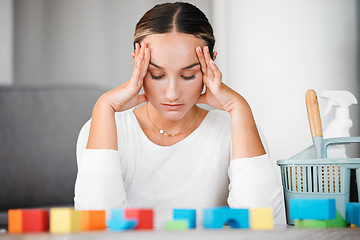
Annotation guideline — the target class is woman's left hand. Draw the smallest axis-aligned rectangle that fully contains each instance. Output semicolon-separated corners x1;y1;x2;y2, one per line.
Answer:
196;46;242;113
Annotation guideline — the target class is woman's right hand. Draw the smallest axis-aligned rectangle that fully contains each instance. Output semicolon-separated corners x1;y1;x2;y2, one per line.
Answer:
86;42;150;149
98;42;150;112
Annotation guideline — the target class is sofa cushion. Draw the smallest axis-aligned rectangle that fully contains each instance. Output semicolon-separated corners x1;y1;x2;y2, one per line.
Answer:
0;85;106;213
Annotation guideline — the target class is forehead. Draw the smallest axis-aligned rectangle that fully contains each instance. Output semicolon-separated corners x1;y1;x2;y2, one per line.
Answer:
143;33;205;68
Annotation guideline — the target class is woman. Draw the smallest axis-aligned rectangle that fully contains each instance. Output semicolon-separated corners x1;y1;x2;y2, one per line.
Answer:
74;2;282;226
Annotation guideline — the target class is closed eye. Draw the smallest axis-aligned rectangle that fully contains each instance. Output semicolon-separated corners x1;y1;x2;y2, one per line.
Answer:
150;74;164;80
182;75;196;80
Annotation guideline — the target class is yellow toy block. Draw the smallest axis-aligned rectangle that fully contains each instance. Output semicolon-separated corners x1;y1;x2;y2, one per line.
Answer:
50;208;81;233
80;210;106;231
250;208;274;230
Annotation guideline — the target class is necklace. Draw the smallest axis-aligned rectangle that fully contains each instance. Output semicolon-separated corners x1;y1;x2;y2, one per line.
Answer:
146;104;199;137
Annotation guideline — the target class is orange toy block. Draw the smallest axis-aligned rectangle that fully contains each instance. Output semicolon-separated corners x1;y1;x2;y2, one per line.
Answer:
8;209;22;233
81;210;106;231
125;209;154;230
22;209;49;232
8;209;49;233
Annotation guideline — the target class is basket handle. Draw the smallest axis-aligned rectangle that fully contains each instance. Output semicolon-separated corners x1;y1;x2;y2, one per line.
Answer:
322;137;360;158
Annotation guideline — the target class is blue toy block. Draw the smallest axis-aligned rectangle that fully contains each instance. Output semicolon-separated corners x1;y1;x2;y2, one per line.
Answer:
203;207;249;229
173;209;196;229
346;202;360;226
107;209;138;231
290;199;336;220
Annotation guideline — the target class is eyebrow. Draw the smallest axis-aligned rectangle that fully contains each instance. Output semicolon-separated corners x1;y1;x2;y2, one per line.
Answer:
149;62;200;70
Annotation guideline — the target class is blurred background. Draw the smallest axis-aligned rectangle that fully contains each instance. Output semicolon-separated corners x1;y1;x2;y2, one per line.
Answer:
0;0;359;224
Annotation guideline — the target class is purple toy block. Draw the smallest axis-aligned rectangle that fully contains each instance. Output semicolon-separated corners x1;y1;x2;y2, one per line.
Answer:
290;199;336;220
203;207;249;229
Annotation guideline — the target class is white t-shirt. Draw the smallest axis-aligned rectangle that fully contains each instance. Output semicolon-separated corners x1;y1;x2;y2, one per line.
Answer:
74;108;283;227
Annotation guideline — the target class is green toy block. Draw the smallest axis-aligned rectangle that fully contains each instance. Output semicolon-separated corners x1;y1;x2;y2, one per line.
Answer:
165;220;189;231
327;210;347;228
294;219;305;228
294;210;346;228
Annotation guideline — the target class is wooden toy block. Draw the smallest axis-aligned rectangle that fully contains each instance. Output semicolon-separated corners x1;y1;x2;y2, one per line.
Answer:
107;209;138;232
8;209;22;233
125;209;154;230
80;210;106;231
350;224;358;228
173;209;196;229
165;220;189;230
50;208;81;233
22;209;49;232
203;207;249;229
295;210;346;228
249;208;274;230
290;198;336;220
345;202;360;226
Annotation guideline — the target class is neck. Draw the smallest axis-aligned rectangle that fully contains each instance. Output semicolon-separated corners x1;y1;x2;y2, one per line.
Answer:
146;103;198;134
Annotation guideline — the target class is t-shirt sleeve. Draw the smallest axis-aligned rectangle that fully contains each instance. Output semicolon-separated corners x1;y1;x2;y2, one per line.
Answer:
74;118;127;212
227;154;283;218
227;127;283;219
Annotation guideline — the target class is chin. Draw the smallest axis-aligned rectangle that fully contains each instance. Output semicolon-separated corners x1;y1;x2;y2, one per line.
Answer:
161;110;186;122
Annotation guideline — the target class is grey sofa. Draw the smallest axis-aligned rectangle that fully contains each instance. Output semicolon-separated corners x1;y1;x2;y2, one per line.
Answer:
0;84;106;229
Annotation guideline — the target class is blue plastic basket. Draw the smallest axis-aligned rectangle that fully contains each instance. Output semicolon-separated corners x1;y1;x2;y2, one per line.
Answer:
277;137;360;225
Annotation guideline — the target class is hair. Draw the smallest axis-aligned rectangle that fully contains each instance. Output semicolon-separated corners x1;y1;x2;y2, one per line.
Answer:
134;2;215;59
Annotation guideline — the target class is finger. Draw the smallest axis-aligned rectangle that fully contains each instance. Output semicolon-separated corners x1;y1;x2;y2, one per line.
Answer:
134;43;140;58
209;60;222;84
204;46;214;80
139;47;150;84
130;43;145;87
196;47;207;76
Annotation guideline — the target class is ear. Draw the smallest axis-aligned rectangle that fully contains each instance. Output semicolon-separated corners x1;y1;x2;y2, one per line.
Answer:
213;52;218;61
131;51;135;60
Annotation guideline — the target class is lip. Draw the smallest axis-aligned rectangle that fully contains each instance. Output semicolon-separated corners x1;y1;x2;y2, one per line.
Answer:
161;103;185;111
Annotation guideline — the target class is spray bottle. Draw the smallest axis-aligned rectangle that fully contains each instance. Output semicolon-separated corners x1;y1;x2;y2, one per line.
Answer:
320;90;358;158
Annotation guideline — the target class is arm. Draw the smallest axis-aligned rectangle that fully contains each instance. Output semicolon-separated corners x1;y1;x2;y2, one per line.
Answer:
196;46;264;159
196;46;282;218
86;42;150;150
74;43;150;211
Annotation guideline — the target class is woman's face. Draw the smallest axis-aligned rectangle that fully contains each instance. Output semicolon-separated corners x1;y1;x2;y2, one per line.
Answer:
142;32;205;121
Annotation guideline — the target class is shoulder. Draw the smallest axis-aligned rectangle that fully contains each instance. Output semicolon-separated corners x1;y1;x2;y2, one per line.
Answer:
206;109;231;124
114;108;136;123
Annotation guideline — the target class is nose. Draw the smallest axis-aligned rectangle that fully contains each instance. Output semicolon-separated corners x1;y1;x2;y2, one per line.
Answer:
165;77;180;102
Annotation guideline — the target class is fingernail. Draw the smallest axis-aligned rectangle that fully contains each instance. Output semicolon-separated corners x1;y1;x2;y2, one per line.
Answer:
198;47;202;52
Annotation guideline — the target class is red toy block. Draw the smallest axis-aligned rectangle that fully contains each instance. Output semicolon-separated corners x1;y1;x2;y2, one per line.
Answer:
81;210;106;231
125;209;153;230
8;209;22;233
22;209;49;232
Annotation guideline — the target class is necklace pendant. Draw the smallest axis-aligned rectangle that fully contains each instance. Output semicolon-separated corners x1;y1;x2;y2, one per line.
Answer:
160;129;164;134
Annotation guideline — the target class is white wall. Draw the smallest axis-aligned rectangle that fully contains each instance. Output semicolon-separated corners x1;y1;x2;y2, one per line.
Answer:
14;0;212;88
213;0;359;224
0;0;13;85
214;0;359;160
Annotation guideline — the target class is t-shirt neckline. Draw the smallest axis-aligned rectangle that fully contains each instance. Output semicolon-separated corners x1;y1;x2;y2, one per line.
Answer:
130;107;212;149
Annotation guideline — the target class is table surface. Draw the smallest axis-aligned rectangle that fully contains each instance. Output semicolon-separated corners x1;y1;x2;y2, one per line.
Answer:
1;226;360;240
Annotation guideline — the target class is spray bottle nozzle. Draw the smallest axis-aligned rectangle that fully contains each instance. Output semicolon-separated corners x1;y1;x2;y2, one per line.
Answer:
320;90;357;117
